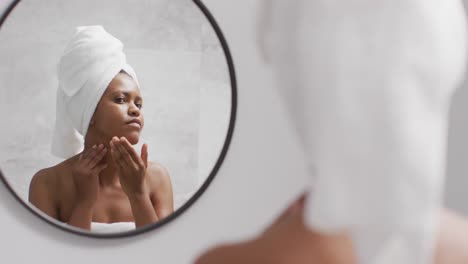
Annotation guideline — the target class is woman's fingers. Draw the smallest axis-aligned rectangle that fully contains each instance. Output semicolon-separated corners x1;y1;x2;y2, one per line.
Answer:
80;145;95;161
120;137;144;168
109;137;147;174
109;141;120;164
83;145;103;167
141;143;148;168
119;142;137;170
79;145;96;167
81;145;98;164
92;162;108;174
111;137;134;170
88;146;107;168
111;138;125;165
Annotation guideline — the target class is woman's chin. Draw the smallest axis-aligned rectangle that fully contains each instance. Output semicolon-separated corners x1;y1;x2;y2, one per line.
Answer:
127;135;140;145
119;132;140;145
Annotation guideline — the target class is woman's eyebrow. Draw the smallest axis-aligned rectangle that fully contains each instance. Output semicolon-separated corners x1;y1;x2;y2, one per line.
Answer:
111;91;142;101
123;92;142;101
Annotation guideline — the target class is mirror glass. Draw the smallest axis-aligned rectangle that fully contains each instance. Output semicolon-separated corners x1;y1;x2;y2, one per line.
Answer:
0;0;234;235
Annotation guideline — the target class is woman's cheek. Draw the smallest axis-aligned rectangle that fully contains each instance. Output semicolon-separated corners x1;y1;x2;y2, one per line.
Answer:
115;104;128;118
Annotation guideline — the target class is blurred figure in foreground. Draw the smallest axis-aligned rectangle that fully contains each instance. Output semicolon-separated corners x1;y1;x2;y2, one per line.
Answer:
197;1;468;263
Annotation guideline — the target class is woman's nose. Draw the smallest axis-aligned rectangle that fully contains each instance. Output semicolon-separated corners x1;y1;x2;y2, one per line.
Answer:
129;104;140;117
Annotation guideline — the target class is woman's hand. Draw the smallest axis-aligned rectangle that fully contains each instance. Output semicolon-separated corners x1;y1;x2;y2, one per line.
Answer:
71;144;108;206
109;137;158;227
109;136;149;199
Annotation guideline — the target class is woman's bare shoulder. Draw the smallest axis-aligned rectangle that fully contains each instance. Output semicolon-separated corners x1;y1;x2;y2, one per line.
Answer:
146;161;173;214
29;164;61;207
147;161;172;189
30;157;76;193
31;165;59;188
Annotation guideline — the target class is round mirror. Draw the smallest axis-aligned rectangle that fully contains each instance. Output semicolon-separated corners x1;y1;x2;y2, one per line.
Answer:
0;0;236;237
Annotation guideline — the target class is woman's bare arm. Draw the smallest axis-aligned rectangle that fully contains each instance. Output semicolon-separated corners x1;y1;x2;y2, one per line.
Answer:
149;163;174;220
28;169;59;219
29;167;96;230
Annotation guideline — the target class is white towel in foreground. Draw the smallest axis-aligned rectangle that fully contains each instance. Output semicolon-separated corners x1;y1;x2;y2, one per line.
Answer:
259;0;467;263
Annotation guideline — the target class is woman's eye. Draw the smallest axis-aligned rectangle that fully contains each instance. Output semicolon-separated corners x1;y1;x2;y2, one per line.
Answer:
115;98;125;103
136;103;143;109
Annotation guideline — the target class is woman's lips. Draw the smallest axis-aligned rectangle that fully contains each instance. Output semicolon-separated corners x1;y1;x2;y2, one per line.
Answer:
126;122;141;129
125;118;142;129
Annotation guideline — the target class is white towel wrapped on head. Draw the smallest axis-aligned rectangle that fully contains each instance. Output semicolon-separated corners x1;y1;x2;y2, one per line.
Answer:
51;25;139;159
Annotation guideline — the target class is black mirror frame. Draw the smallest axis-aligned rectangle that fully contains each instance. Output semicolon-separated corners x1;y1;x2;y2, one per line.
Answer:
0;0;237;239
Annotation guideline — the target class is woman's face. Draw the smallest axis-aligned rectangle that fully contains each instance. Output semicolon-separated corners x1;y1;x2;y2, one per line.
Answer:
91;72;145;144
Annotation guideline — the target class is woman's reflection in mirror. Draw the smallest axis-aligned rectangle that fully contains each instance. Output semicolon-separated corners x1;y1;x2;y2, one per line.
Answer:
28;25;174;232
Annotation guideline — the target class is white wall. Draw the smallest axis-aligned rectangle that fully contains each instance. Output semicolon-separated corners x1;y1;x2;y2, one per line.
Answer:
0;1;467;264
197;19;231;189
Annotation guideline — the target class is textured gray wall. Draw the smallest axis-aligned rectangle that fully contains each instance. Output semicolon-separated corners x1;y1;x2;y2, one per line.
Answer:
0;0;231;210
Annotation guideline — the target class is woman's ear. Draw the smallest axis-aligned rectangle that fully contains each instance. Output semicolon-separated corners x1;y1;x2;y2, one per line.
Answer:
90;119;95;126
